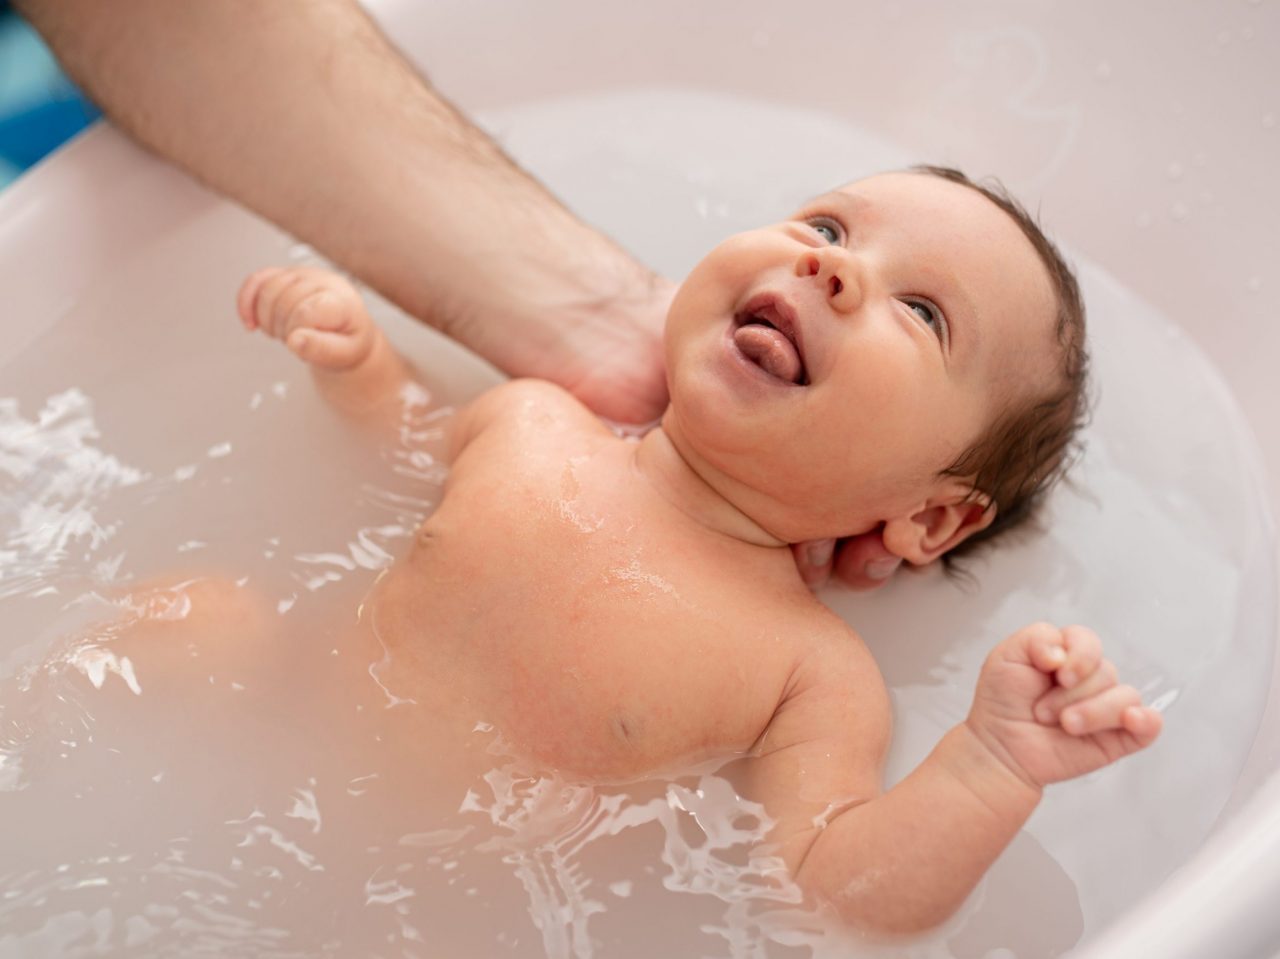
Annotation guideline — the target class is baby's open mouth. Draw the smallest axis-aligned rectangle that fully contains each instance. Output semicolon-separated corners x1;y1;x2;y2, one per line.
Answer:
732;295;808;385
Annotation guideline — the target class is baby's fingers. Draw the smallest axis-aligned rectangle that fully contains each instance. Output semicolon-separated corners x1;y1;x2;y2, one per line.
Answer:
237;267;284;331
285;327;367;371
244;267;315;339
1035;657;1118;725
1078;704;1164;766
1019;622;1068;673
1058;684;1143;736
1120;704;1164;748
1056;625;1104;689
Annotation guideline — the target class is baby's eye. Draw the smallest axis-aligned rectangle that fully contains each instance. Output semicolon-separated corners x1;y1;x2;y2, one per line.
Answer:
804;216;843;245
903;298;948;344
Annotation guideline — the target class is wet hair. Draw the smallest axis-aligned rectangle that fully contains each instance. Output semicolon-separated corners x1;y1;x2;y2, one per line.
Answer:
909;165;1090;570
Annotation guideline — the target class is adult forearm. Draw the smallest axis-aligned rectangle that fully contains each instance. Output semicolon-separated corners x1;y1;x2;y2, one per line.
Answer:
18;0;665;363
796;725;1041;935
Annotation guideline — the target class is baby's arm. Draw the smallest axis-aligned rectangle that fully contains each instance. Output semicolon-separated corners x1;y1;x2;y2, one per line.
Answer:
238;266;551;464
239;266;411;413
741;622;1161;935
238;266;418;437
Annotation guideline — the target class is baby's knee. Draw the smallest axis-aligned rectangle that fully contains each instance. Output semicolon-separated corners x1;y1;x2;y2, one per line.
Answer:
94;574;275;676
120;574;266;628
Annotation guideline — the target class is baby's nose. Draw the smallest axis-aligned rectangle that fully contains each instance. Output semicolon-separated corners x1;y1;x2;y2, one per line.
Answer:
796;247;860;313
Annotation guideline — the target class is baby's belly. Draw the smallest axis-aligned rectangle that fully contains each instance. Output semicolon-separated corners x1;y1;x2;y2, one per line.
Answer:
361;517;791;784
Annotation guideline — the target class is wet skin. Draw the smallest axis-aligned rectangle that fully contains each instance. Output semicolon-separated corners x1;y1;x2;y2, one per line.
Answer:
90;176;1160;932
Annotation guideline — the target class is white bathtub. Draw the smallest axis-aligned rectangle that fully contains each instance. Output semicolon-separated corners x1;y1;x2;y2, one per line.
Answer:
2;1;1278;956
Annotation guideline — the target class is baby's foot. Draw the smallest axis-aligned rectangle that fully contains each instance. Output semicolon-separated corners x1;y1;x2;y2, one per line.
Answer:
236;267;377;370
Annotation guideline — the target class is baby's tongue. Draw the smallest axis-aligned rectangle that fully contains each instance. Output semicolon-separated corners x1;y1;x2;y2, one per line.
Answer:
733;324;802;383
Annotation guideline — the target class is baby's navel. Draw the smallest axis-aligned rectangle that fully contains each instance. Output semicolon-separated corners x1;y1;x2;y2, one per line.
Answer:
611;712;641;746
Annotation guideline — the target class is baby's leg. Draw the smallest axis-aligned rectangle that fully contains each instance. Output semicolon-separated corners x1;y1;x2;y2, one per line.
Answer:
60;574;278;707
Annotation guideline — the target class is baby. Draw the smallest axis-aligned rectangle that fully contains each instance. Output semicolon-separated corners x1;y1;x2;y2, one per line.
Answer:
233;167;1162;935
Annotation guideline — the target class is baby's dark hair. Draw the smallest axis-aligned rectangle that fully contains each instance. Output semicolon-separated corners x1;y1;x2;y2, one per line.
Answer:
909;165;1090;568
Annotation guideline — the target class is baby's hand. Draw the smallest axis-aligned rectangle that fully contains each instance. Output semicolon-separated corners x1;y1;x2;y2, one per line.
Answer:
236;267;378;371
966;623;1163;789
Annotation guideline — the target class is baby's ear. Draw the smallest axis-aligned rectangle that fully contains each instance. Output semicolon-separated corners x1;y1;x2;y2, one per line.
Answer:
882;485;995;566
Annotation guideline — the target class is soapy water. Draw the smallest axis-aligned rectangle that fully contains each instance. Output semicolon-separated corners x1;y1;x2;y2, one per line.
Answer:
0;89;1275;957
0;303;894;957
1;384;875;958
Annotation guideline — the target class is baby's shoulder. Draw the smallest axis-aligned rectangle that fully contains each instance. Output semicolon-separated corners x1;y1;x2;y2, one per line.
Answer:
474;378;611;436
741;598;893;757
779;599;887;695
480;376;581;408
451;378;611;459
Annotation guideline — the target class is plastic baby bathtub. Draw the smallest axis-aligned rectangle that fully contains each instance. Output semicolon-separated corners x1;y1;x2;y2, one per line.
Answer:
1;1;1277;957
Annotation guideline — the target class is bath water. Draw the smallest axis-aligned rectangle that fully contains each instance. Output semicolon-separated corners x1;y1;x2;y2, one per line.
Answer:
0;90;1273;958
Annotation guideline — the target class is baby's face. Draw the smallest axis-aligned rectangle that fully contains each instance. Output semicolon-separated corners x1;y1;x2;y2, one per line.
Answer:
662;172;1060;544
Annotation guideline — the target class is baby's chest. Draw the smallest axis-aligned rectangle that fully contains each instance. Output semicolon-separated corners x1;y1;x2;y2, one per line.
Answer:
379;445;804;779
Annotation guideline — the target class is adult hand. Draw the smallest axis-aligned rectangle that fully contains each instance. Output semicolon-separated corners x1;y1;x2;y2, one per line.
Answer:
792;527;904;591
489;276;676;426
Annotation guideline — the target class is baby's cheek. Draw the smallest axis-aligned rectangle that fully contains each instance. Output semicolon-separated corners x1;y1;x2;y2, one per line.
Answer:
824;360;961;474
828;340;917;422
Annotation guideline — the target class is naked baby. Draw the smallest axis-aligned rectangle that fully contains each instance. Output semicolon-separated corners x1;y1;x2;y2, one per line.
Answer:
234;167;1163;934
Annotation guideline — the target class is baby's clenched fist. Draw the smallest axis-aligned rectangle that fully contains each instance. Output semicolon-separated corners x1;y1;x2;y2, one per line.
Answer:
966;622;1163;790
237;267;377;371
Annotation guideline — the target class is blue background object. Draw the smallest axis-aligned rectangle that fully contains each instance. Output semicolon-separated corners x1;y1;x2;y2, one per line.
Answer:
0;3;101;189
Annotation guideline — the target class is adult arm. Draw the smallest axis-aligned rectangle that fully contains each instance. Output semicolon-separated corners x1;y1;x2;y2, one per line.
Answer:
19;0;899;585
16;0;672;424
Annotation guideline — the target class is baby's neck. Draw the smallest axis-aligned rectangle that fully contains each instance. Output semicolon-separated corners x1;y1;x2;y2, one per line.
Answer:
629;427;787;549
